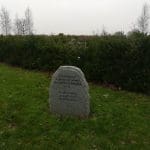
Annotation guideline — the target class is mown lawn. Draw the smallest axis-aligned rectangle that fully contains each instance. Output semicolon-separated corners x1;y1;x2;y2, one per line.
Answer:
0;63;149;150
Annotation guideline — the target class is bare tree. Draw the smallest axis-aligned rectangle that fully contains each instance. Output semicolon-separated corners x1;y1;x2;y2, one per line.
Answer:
14;15;21;35
14;7;34;35
0;7;11;35
14;15;26;35
19;18;26;35
25;7;33;35
101;26;108;36
138;3;150;34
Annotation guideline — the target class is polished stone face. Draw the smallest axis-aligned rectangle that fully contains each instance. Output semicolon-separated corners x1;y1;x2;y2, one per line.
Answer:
50;66;90;117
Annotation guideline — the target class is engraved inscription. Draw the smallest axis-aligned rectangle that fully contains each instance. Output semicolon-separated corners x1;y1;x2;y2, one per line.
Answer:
55;74;81;102
54;75;82;86
59;91;77;101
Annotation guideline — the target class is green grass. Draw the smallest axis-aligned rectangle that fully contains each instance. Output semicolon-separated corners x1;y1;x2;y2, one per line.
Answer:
0;63;149;150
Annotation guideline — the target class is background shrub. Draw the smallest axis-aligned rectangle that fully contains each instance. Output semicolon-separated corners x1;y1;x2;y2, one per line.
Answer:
0;34;149;94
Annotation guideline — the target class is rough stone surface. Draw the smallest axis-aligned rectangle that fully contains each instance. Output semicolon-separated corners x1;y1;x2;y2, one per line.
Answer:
50;66;90;117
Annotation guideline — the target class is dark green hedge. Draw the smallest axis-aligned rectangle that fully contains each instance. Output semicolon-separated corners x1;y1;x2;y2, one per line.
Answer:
0;34;149;94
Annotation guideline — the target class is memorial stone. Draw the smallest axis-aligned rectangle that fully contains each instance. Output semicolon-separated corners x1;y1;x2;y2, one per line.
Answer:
50;66;90;117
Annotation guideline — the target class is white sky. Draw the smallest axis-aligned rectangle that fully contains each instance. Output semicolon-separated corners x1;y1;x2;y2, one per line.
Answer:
0;0;149;35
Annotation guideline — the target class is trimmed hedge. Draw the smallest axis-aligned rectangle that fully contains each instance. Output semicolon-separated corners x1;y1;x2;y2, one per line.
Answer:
0;34;149;94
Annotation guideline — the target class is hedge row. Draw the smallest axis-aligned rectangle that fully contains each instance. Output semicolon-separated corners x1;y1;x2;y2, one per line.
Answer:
0;33;149;94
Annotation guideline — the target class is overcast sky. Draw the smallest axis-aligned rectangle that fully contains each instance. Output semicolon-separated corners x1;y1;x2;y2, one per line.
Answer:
0;0;149;35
